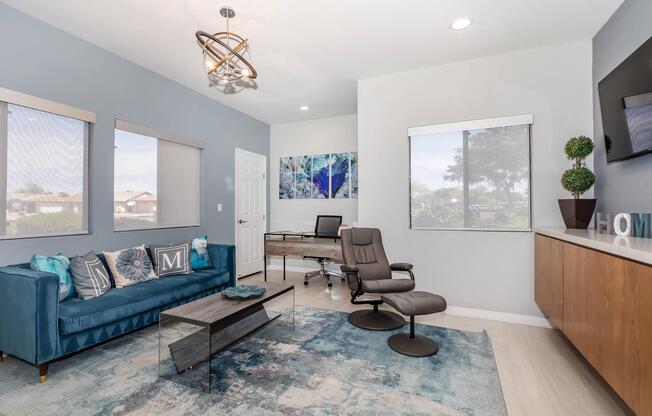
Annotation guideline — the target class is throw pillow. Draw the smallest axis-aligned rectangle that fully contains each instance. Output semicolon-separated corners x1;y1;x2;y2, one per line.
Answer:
103;245;157;288
69;251;112;300
190;235;211;270
150;242;192;277
30;254;75;301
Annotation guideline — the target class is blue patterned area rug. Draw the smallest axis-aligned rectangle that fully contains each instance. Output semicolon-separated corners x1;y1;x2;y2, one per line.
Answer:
0;307;506;416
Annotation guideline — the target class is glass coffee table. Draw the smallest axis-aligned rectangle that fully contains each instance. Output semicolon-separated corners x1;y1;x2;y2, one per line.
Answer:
158;282;295;392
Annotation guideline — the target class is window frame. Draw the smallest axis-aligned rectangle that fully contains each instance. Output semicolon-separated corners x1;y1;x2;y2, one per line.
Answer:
408;114;533;233
0;99;91;240
113;119;204;232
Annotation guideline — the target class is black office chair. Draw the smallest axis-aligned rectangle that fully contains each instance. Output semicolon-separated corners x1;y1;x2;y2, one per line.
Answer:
304;215;344;288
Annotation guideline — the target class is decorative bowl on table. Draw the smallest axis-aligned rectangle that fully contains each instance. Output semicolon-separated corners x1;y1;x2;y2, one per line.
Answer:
222;284;267;300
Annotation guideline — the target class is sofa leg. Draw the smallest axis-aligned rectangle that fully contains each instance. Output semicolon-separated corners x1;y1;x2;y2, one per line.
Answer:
39;364;49;384
0;350;3;363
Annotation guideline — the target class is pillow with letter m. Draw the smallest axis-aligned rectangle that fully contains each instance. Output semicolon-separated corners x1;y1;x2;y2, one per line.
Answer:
149;242;192;277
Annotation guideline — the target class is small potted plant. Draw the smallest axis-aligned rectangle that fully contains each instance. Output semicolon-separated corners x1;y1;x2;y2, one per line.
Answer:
558;135;596;229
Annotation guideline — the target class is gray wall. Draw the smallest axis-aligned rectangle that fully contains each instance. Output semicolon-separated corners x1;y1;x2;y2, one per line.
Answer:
593;0;652;212
0;4;270;265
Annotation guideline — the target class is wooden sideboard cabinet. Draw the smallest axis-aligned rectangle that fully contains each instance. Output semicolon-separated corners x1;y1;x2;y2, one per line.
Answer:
535;233;652;416
534;234;564;329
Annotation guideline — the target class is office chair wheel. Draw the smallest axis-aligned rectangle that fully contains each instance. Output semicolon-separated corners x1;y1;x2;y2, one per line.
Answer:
304;281;309;286
328;282;333;288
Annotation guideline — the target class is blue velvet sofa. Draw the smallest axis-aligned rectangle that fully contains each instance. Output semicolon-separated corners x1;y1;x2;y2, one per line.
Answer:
0;244;235;383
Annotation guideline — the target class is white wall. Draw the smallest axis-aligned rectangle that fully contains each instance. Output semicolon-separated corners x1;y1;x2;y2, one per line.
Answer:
270;114;358;270
357;41;593;318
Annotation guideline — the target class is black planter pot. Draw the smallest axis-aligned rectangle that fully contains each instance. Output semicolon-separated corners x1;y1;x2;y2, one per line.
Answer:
558;199;597;229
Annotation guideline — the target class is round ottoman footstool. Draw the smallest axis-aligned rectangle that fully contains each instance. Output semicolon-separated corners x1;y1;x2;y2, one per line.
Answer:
381;291;447;357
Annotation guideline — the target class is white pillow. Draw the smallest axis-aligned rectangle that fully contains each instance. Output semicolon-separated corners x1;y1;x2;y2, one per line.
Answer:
103;245;157;288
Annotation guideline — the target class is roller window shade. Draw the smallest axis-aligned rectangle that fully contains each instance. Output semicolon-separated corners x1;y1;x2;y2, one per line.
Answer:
114;122;200;231
1;102;89;239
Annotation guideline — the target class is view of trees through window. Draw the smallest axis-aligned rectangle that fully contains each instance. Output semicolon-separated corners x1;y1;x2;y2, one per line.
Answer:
3;103;87;237
410;124;530;230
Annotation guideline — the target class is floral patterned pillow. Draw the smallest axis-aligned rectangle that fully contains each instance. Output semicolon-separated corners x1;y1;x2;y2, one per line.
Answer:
103;245;157;288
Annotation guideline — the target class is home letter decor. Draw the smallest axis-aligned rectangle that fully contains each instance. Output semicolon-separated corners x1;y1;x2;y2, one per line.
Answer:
596;212;614;234
631;213;652;238
614;213;632;236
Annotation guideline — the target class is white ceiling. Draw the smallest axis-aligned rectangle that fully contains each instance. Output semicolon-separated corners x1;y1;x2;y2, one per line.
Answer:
3;0;623;124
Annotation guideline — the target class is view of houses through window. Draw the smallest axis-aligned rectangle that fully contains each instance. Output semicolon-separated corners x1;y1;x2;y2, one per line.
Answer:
114;129;158;230
113;125;200;231
2;103;88;238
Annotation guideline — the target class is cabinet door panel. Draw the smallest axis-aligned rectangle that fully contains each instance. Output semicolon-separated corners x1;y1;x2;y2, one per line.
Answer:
534;234;564;329
563;242;652;415
621;260;652;415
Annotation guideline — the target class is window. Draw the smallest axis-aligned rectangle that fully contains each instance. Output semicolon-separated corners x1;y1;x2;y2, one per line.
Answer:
0;101;90;238
409;115;532;231
114;120;202;231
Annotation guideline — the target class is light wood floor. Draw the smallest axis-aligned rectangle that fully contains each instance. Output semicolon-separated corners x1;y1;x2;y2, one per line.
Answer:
244;270;634;416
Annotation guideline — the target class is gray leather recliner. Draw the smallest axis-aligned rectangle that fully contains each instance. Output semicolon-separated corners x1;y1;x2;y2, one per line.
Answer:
340;228;415;330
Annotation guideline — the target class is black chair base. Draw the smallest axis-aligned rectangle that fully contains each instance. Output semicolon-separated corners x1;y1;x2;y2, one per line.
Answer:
387;315;439;357
388;333;439;357
348;309;405;331
304;258;345;288
304;268;332;287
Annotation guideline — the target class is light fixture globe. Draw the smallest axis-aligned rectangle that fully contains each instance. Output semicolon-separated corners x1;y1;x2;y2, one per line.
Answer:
196;5;257;85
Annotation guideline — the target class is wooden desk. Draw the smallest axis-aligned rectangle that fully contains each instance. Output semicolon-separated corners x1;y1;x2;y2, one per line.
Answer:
264;232;342;281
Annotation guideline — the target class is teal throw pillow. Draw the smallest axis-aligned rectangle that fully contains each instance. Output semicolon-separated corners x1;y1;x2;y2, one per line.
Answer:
191;235;211;270
30;254;75;301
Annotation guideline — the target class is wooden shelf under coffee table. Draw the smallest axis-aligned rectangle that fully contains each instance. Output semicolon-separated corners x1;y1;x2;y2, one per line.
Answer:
158;282;295;392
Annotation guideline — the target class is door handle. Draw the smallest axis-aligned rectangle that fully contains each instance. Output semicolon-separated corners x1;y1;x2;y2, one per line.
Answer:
238;219;247;224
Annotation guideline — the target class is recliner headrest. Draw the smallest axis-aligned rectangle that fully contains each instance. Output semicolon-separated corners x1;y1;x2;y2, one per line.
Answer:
351;228;374;245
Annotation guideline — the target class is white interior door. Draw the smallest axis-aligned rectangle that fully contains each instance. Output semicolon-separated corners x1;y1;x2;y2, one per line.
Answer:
235;148;266;278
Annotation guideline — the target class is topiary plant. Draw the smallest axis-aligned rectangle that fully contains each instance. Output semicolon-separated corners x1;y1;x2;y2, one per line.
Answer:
561;135;595;199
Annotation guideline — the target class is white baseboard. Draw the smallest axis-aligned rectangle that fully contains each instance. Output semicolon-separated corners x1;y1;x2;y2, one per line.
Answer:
445;305;552;328
267;265;551;328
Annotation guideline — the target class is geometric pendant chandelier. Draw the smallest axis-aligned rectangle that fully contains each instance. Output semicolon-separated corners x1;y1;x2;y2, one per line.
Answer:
195;5;257;86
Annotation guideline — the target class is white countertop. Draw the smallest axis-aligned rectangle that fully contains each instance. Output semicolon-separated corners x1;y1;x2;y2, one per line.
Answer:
534;226;652;266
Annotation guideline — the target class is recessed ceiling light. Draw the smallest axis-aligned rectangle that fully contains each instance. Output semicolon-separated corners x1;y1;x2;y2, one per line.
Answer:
299;105;310;111
451;17;472;31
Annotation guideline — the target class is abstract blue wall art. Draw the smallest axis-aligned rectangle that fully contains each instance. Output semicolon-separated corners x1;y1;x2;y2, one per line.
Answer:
293;155;313;198
278;152;358;200
279;157;294;199
331;153;350;199
350;152;358;198
311;154;331;199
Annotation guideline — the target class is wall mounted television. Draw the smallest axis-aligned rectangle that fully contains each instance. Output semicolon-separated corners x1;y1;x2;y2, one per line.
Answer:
598;35;652;163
